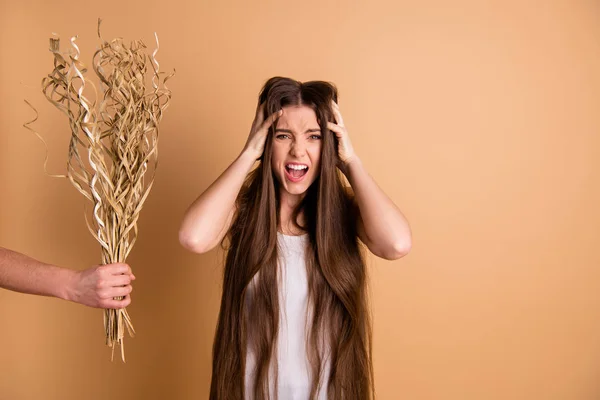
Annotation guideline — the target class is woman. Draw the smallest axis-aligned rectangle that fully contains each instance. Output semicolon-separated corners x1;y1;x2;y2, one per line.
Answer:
180;77;411;399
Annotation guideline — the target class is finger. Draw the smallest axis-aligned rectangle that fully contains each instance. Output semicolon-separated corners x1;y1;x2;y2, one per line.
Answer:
107;274;132;287
102;295;131;309
105;285;133;298
259;109;283;133
331;101;344;126
327;122;344;137
131;274;136;281
102;263;131;276
254;102;266;126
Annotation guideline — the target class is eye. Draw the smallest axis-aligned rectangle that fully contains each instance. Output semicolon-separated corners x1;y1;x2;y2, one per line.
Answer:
276;134;290;140
309;134;322;140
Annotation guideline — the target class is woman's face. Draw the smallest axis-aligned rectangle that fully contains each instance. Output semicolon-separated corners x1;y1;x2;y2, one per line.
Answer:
271;105;323;198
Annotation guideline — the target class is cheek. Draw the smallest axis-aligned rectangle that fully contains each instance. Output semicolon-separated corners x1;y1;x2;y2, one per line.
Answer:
308;143;323;169
271;144;286;169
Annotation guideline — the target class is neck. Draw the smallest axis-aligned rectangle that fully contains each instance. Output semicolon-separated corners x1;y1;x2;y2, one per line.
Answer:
279;190;305;235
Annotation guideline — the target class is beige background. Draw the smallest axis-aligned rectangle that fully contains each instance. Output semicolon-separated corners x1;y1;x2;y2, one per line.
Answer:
1;0;599;399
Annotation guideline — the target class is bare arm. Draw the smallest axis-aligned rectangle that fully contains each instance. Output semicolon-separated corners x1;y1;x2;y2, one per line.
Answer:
0;247;134;308
345;158;412;260
178;150;256;253
179;105;282;254
328;101;411;260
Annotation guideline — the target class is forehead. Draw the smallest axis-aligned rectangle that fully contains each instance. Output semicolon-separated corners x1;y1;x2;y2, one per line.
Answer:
278;105;318;128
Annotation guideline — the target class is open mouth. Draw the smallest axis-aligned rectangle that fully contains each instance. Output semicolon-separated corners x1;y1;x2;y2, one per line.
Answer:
285;163;309;182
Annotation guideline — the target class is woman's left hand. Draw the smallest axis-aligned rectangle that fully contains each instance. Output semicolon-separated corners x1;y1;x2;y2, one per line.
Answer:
327;100;357;168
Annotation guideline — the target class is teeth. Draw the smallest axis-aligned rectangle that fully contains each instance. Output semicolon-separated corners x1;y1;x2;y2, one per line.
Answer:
287;164;308;170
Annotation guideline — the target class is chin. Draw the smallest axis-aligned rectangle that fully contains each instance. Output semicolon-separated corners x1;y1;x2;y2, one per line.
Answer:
290;188;308;195
285;185;310;195
280;176;317;197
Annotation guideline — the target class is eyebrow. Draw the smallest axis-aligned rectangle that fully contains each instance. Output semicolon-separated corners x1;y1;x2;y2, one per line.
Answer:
274;128;321;134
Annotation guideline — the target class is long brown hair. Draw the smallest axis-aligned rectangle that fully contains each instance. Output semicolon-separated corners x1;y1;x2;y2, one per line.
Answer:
210;77;374;400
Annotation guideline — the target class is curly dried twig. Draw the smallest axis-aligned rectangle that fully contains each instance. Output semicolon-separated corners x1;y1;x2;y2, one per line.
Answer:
25;19;173;362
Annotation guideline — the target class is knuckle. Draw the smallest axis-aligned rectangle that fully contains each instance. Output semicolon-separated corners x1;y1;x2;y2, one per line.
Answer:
109;263;121;271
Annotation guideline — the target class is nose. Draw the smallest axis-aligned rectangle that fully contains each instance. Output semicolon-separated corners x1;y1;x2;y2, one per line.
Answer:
290;139;306;158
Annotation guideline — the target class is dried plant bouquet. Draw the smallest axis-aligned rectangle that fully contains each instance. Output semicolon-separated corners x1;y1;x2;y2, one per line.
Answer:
24;20;173;361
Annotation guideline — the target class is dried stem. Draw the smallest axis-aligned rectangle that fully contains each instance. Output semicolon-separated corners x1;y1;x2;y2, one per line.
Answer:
27;20;173;361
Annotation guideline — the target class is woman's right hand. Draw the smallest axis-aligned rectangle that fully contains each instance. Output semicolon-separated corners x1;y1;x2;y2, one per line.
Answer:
243;103;283;159
180;103;283;255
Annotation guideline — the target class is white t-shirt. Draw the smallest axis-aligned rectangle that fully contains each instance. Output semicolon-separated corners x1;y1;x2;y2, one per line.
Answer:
244;232;330;400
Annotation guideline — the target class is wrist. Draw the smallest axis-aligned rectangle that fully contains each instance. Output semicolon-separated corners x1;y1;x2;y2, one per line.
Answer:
239;147;261;166
341;155;362;176
59;268;79;303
